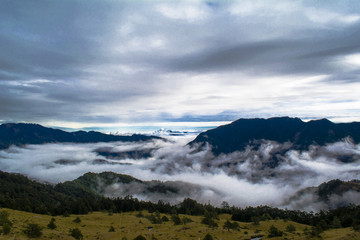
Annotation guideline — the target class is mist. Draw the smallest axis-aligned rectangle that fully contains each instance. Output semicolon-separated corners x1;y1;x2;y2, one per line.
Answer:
0;135;359;211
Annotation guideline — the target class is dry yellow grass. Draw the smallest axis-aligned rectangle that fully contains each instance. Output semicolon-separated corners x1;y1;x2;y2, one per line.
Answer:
1;208;359;240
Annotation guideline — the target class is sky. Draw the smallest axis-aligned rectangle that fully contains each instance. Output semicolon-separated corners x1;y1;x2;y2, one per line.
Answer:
1;0;360;130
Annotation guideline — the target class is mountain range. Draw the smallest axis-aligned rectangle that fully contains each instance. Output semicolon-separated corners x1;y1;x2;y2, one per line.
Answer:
0;123;162;150
1;117;360;211
190;116;360;154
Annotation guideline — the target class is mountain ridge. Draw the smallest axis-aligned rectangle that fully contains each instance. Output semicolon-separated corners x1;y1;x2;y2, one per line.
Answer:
0;123;163;150
189;117;360;155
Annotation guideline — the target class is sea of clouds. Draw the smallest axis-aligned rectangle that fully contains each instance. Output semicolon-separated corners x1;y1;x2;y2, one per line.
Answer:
0;135;359;211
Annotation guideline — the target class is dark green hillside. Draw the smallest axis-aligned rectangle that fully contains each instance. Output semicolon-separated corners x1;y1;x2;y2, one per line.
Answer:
317;179;360;201
55;172;142;196
1;170;360;233
0;171;76;214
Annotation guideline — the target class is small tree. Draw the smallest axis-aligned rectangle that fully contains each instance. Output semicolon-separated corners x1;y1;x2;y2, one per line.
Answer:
70;228;83;240
223;220;240;231
201;217;218;228
221;201;230;210
0;211;12;226
23;223;42;238
73;217;81;223
136;211;144;218
0;210;12;235
109;226;115;232
47;218;57;229
268;225;283;238
332;216;342;229
133;235;146;240
251;216;260;225
171;214;182;225
146;213;162;224
182;217;193;224
203;233;214;240
2;223;11;235
285;224;296;233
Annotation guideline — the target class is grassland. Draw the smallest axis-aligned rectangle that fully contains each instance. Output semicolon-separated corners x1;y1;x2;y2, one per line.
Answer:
1;208;359;240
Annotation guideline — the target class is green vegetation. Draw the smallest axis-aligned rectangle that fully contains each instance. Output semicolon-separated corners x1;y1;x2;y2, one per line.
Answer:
203;233;214;240
223;219;240;231
69;227;83;240
73;217;81;223
0;208;360;239
286;223;296;233
2;171;360;239
268;225;283;238
47;217;57;229
133;235;146;240
171;214;182;225
0;210;12;235
2;169;360;233
2;223;11;235
23;223;42;238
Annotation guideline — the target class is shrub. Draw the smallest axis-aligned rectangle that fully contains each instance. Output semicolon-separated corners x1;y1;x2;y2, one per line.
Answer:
251;216;260;225
171;214;182;225
133;235;146;240
0;211;12;226
2;223;11;235
70;227;83;240
23;223;42;238
182;217;193;224
223;220;240;231
161;216;169;222
285;224;296;233
268;225;283;238
73;217;81;223
332;217;342;228
0;211;12;235
203;233;214;240
146;213;162;224
47;218;57;229
201;216;218;228
109;225;115;232
136;211;144;218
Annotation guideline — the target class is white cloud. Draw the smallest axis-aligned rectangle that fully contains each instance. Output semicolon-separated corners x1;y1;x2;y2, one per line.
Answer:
156;2;209;22
305;9;360;25
343;53;360;68
0;137;359;209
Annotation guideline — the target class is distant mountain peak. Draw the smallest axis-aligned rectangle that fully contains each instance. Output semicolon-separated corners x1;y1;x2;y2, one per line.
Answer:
189;117;360;155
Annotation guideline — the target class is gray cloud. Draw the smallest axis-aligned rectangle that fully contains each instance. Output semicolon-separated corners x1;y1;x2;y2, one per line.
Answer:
1;0;360;126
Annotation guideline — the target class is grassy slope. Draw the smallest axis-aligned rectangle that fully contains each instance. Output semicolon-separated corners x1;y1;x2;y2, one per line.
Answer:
1;208;359;240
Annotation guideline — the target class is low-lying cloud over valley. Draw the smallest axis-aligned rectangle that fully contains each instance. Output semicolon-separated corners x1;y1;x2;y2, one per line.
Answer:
0;135;359;211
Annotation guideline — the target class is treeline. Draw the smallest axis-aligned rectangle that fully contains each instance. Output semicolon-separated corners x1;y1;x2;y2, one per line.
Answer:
0;171;359;232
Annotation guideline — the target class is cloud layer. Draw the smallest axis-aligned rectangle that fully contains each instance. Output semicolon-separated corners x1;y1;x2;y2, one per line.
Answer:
0;135;359;211
1;0;360;127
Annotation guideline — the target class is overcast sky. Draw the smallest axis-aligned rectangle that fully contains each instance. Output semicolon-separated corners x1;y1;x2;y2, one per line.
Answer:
1;0;360;129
